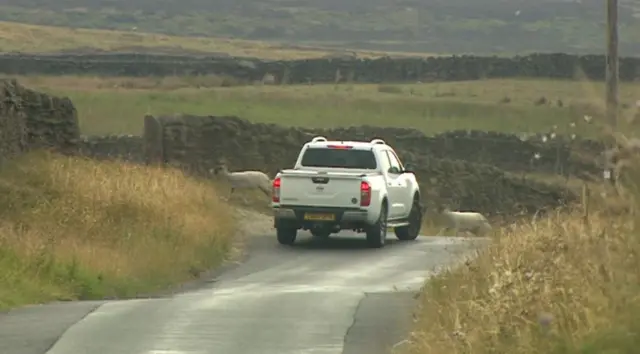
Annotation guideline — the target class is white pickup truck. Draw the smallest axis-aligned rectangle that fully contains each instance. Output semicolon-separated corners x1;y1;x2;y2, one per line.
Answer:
271;136;423;248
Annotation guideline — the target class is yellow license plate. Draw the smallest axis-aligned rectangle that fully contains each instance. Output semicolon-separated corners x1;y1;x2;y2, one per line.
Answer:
304;213;335;221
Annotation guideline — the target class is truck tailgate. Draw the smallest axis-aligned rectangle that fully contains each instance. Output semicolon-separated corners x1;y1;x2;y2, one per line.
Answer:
279;171;365;208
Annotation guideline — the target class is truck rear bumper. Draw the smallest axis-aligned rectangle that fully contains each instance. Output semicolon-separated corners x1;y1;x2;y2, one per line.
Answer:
273;206;371;230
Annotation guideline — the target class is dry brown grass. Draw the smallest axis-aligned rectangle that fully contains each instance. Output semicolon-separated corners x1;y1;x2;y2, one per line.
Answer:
407;173;640;353
0;21;436;60
407;73;640;351
0;151;235;310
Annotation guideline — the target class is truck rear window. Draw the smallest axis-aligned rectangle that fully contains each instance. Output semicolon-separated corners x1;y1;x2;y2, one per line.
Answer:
300;147;377;169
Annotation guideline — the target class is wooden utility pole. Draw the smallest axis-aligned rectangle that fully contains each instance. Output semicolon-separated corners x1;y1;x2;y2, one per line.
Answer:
605;0;619;184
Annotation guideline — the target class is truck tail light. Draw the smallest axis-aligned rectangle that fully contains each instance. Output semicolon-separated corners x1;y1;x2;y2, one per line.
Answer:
360;181;371;206
272;177;281;203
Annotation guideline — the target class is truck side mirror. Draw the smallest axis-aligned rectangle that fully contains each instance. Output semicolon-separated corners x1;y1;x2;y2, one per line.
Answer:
403;163;415;173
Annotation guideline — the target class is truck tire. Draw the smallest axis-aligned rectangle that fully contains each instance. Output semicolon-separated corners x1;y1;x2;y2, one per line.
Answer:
366;203;388;248
277;227;297;245
395;198;422;241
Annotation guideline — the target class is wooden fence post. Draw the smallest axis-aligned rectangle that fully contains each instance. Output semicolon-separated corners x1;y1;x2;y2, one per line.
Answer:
143;115;164;165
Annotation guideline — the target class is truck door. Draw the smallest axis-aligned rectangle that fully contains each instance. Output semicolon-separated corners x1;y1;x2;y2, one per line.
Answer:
387;149;411;217
382;150;404;218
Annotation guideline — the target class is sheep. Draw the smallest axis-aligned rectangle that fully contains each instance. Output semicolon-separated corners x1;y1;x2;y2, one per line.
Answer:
600;137;640;196
435;207;492;237
211;164;272;199
601;138;640;167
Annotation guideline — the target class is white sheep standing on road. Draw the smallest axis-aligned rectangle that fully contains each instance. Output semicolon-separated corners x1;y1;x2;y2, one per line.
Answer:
211;164;272;199
435;207;492;237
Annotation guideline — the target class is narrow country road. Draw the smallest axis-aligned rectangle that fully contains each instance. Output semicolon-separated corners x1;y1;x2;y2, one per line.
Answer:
0;231;487;354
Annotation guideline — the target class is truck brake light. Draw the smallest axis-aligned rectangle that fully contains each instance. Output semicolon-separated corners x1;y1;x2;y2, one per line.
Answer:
272;177;281;203
360;181;371;206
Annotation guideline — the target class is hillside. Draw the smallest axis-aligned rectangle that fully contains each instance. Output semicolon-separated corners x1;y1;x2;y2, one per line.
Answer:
2;0;640;55
0;21;432;59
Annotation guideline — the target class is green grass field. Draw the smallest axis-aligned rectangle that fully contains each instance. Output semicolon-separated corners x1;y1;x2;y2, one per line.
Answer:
15;75;640;137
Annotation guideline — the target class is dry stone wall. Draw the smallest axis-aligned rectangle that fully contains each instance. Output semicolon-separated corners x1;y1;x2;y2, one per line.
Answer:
0;79;80;161
1;52;639;83
300;127;603;179
0;80;28;159
77;135;144;163
147;114;579;216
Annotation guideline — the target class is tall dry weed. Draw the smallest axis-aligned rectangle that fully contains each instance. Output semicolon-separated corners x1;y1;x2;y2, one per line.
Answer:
408;152;640;353
0;151;235;308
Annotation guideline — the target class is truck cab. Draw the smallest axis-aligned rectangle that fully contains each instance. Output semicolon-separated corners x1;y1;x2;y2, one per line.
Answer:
271;136;423;248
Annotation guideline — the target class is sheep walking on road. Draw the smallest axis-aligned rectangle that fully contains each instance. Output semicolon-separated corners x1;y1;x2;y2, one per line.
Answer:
211;164;272;199
435;207;492;237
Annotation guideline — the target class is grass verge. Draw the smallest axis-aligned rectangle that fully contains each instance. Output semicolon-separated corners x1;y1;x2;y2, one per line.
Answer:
408;176;640;352
0;151;235;310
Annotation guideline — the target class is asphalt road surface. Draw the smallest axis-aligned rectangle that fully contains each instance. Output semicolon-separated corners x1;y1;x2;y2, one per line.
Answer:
0;231;487;354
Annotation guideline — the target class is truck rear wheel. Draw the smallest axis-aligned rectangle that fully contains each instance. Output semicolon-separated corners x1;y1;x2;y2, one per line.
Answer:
395;199;422;241
366;203;387;248
277;227;297;245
